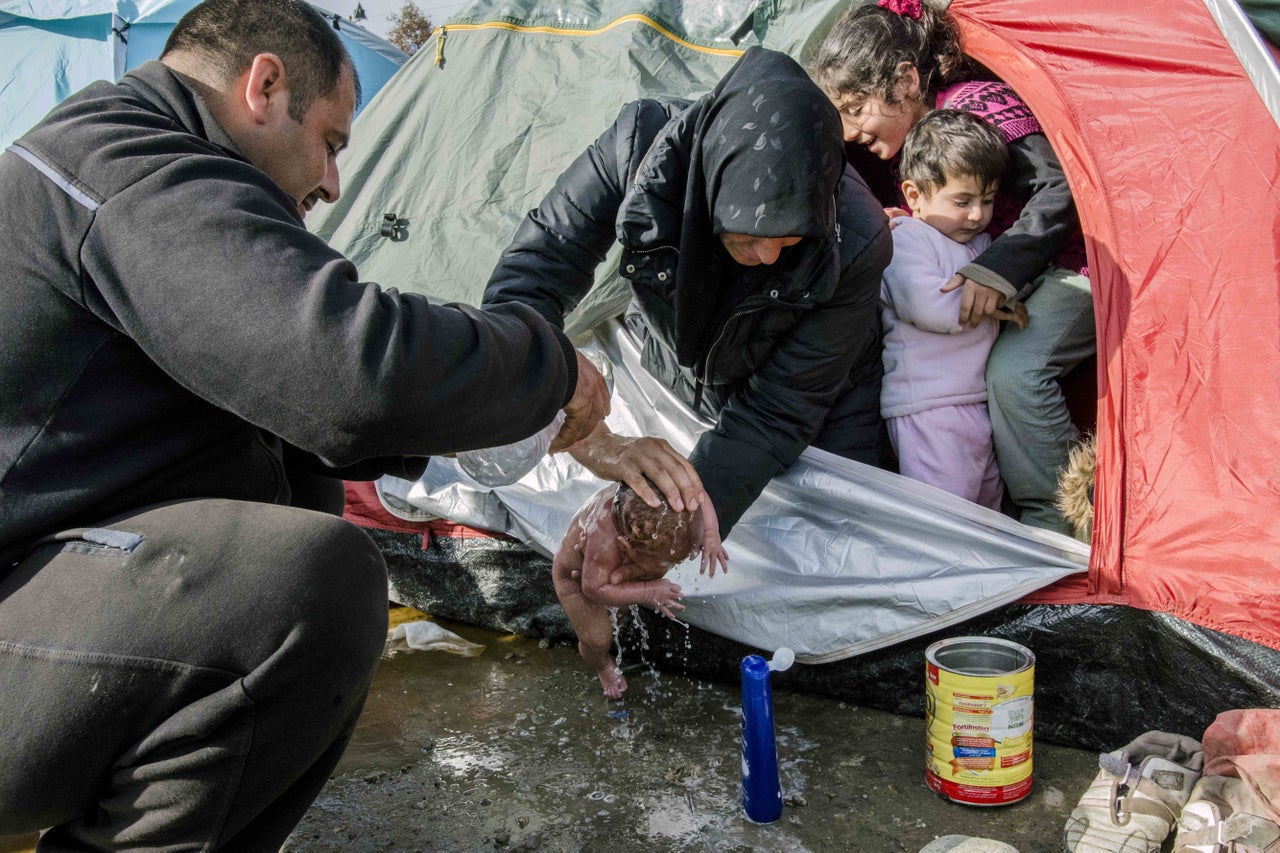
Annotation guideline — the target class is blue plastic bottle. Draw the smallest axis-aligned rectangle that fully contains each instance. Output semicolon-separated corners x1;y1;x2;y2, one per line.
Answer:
740;653;782;823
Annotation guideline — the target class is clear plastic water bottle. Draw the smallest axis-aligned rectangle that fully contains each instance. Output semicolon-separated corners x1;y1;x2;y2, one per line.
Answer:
455;349;613;488
588;349;614;395
456;410;566;487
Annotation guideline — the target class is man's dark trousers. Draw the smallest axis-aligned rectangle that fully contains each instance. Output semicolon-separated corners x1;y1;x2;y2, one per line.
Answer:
0;496;388;850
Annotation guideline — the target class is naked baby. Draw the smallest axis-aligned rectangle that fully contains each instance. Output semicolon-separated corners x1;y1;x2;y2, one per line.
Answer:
553;482;729;698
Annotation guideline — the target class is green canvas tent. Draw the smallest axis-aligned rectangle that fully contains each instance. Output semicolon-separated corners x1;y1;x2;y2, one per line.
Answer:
311;0;749;334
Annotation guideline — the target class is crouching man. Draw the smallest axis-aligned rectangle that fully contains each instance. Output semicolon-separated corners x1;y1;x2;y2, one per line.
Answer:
0;0;609;848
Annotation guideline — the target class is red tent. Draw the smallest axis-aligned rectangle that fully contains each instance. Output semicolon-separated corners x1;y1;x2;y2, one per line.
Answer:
943;0;1280;649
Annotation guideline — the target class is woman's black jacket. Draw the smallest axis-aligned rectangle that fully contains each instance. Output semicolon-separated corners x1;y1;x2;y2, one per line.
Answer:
484;97;891;533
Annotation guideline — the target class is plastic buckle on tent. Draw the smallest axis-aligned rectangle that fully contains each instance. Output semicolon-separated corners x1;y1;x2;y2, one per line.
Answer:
380;213;403;239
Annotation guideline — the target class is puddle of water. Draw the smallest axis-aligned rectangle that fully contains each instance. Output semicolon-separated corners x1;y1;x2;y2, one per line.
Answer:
308;621;774;850
288;618;1099;853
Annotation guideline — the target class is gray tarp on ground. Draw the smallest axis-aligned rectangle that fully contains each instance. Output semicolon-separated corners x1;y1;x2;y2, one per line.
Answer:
375;320;1088;664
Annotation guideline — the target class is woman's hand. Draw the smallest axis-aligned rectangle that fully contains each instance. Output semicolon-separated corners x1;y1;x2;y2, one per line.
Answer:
566;423;706;513
696;495;729;578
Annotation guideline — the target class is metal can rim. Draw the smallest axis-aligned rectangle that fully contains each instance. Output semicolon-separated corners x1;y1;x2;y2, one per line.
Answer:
925;635;1035;676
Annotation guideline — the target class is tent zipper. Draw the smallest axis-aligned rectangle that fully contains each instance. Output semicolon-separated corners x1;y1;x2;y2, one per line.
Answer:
434;26;447;67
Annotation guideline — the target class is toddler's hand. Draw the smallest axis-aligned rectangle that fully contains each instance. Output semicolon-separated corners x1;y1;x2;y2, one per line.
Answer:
884;206;911;225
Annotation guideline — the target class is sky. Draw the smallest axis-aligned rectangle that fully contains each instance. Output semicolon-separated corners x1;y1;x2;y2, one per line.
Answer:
345;0;470;40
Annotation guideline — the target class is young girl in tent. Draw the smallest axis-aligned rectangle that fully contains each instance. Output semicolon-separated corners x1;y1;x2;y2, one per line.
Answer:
812;0;1094;536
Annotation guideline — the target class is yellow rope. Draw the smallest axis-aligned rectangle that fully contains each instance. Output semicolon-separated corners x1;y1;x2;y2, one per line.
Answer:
435;14;745;57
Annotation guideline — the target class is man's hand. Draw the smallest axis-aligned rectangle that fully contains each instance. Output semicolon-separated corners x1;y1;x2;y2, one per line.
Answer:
568;425;705;514
549;350;611;453
940;275;1007;328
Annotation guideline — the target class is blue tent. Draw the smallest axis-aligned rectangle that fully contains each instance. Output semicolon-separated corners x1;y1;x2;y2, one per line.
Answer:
0;0;407;148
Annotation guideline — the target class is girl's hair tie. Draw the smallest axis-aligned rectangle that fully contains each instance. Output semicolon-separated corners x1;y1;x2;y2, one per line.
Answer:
878;0;923;20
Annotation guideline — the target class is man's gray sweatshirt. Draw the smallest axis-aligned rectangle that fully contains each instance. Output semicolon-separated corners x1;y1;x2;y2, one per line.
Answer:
0;61;576;569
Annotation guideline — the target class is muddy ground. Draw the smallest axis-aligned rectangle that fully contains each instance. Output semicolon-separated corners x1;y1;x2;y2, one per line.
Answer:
283;613;1100;853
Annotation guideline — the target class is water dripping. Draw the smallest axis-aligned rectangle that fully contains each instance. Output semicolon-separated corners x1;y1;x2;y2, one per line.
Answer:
627;605;664;698
681;620;693;674
608;606;622;668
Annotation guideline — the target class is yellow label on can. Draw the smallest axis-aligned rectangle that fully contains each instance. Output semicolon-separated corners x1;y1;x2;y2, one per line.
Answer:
924;642;1034;805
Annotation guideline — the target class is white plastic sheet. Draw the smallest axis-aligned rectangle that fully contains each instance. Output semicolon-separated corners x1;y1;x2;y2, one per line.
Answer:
387;620;486;657
377;319;1088;664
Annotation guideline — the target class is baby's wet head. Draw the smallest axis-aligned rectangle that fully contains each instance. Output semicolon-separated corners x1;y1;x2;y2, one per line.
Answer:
614;482;701;563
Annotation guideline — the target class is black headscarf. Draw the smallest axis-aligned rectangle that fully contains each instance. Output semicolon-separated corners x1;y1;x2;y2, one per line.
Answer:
700;49;844;239
619;47;846;368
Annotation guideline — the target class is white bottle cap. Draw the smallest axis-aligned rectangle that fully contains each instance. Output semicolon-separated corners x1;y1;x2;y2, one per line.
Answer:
768;647;795;672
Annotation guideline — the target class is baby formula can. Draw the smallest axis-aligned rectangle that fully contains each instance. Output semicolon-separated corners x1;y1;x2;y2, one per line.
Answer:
924;636;1035;805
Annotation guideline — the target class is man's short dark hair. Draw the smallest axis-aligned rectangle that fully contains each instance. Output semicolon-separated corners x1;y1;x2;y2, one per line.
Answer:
900;109;1009;196
162;0;361;122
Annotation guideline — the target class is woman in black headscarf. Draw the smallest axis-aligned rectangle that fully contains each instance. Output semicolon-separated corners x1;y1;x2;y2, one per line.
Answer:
484;47;892;536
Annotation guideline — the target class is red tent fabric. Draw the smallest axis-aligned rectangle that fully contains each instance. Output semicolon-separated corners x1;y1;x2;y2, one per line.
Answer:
949;0;1280;648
